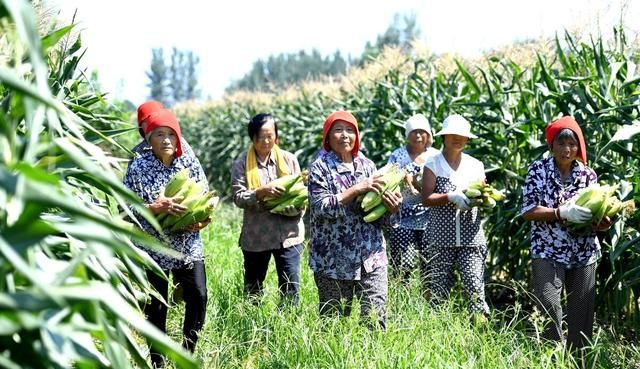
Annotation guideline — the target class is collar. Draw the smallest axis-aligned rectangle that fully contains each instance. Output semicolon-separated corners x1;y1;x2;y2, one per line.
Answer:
325;151;366;176
544;156;583;185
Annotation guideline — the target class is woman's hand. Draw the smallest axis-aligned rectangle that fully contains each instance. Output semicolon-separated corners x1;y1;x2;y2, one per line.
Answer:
182;217;212;232
355;175;385;195
381;190;403;213
256;183;285;201
148;194;187;216
593;216;615;232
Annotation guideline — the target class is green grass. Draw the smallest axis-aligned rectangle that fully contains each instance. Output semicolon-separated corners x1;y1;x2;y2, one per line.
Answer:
162;203;640;369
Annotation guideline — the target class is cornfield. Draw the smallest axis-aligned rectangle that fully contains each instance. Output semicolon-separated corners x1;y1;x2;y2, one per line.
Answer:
177;30;640;329
0;1;196;368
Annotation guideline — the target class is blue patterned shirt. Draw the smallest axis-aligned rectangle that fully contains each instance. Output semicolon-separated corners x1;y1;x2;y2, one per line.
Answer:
521;156;600;267
123;149;208;270
387;146;439;230
308;151;388;280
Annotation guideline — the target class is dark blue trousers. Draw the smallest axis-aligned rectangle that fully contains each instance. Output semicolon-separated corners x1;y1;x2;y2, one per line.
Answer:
242;244;303;303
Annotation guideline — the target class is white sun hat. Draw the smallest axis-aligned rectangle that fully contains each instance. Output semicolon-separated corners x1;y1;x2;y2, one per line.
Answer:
434;114;477;139
404;114;433;138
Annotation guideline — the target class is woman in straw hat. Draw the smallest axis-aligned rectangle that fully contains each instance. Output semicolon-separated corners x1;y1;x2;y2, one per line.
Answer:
386;114;439;281
421;114;490;316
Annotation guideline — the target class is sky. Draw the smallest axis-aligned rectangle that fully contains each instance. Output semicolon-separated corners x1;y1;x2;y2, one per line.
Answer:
47;0;638;104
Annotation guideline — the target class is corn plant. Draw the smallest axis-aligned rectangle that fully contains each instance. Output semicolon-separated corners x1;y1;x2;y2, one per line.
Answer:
0;1;196;368
177;30;640;329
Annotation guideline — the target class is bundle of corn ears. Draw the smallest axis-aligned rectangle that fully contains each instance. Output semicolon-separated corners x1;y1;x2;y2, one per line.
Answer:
567;184;636;232
157;169;220;232
463;181;505;209
263;170;308;215
359;163;406;222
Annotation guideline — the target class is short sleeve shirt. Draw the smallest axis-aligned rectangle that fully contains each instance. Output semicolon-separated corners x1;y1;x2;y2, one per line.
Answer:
387;146;440;230
521;156;600;267
424;152;487;247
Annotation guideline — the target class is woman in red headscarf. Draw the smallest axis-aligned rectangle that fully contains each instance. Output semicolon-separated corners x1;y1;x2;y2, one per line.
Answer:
521;116;612;350
307;110;402;329
123;109;209;368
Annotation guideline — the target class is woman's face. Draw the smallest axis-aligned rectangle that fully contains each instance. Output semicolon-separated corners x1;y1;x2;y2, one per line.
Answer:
328;120;357;156
252;119;277;158
443;134;468;151
407;129;431;149
551;135;579;165
148;126;177;159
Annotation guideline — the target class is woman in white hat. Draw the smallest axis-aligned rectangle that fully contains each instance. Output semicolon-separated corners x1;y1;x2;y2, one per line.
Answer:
386;114;439;281
420;114;489;316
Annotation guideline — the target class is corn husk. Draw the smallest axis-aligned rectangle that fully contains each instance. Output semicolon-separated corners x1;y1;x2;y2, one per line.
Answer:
463;181;505;209
361;164;406;222
264;170;309;215
156;172;219;232
567;184;636;231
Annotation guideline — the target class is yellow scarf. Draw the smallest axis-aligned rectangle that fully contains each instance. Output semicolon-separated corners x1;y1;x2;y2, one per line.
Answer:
246;144;290;189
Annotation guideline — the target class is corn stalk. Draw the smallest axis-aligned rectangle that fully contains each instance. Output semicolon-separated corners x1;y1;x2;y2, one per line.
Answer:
0;1;197;368
177;30;640;328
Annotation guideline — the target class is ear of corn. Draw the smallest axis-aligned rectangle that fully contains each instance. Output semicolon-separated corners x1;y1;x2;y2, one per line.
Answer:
363;204;387;222
262;174;301;202
463;181;505;209
262;171;308;215
568;183;636;230
153;171;220;232
360;164;406;221
164;168;190;197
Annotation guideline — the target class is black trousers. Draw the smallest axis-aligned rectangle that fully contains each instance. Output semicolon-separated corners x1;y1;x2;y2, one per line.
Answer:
242;244;302;303
532;258;596;349
145;260;207;367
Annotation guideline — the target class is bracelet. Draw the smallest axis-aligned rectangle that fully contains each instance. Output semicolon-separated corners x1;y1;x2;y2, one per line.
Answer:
554;208;561;221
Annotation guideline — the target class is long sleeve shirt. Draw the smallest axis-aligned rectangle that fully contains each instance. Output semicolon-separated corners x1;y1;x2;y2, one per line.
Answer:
230;150;305;252
123;150;208;270
308;151;388;280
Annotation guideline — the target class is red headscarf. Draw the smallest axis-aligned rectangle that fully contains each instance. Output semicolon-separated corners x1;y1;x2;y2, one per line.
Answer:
144;109;183;158
545;116;587;164
322;111;360;156
137;101;164;137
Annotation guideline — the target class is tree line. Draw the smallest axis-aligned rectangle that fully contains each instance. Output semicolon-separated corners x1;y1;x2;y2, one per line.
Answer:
145;13;420;100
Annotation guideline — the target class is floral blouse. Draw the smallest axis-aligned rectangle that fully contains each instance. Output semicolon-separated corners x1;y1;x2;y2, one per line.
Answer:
387;146;439;230
123;150;208;270
521;156;600;267
308;151;388;280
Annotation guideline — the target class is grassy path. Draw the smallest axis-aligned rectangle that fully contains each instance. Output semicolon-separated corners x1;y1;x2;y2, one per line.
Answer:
163;204;639;369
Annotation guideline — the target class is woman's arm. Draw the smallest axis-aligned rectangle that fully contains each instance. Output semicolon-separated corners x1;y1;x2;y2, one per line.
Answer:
421;167;449;207
522;206;559;222
231;157;262;210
